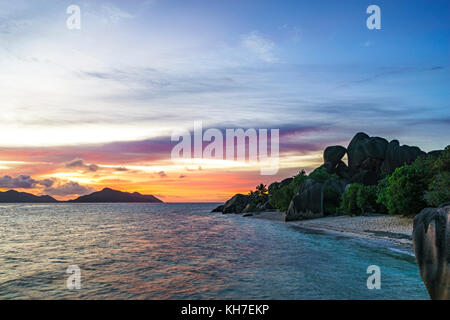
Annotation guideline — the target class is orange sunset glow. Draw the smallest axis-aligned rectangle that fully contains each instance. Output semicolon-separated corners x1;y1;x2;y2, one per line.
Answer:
0;143;324;202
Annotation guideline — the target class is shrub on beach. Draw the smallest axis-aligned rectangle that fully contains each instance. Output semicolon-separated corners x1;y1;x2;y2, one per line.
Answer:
269;185;293;212
381;165;427;216
375;146;450;215
375;176;389;213
425;172;450;207
322;185;342;215
339;184;361;215
269;170;308;212
339;183;378;216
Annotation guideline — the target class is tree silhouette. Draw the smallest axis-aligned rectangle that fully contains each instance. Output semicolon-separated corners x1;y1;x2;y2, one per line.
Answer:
255;183;268;197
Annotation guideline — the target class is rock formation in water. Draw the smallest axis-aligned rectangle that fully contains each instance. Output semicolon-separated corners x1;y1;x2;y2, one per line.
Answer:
412;203;449;300
222;194;250;214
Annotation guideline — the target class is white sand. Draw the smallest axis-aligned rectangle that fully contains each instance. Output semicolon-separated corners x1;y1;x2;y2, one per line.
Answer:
246;211;414;247
290;214;414;246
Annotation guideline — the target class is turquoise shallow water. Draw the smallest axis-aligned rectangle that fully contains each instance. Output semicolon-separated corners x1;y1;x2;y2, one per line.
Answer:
0;203;428;299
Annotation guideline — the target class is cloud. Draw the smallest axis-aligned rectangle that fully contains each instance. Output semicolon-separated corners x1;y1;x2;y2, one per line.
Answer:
158;171;167;178
44;181;95;197
92;3;135;25
66;159;99;172
241;31;277;62
278;24;302;42
338;66;445;88
104;4;134;22
0;175;54;189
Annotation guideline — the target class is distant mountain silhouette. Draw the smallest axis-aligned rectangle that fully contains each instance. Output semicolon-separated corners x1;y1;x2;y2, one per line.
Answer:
68;188;163;203
0;190;58;203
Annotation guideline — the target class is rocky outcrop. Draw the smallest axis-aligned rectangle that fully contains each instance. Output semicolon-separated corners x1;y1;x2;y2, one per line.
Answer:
413;204;449;300
286;179;323;221
335;161;351;180
211;205;224;212
317;133;427;185
324;146;347;167
222;194;250;214
346;133;388;183
380;140;426;175
216;132;432;221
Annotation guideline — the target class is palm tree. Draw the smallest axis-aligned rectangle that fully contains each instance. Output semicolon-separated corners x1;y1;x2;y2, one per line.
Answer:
255;183;268;197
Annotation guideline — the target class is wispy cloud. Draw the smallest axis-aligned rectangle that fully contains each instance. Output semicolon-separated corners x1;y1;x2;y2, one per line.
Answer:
66;159;99;172
241;31;277;63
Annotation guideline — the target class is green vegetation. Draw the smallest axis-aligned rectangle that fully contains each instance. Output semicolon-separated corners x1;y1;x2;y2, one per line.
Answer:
380;165;427;216
373;146;450;216
269;170;307;212
425;172;450;207
269;146;449;216
338;183;378;216
322;185;341;215
309;167;338;183
246;183;269;211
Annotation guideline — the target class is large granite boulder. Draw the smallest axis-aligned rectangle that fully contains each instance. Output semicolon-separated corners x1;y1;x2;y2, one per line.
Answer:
381;140;426;175
211;205;224;213
286;179;323;221
347;133;388;169
324;146;347;167
413;204;449;300
222;194;250;214
335;161;351;180
347;132;370;168
351;169;379;186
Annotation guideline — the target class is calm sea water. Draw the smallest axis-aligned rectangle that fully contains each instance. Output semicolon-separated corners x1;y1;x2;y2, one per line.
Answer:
0;203;428;299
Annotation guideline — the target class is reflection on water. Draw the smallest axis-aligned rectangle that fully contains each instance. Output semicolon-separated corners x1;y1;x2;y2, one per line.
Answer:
0;203;428;299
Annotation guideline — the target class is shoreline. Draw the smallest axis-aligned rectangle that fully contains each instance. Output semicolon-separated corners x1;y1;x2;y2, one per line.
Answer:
244;211;414;251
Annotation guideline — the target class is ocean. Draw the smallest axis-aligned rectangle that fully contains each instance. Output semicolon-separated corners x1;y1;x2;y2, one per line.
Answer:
0;203;429;299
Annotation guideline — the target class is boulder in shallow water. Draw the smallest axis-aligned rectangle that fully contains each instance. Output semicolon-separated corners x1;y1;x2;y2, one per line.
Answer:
286;179;323;221
413;204;449;300
211;205;224;213
222;194;250;214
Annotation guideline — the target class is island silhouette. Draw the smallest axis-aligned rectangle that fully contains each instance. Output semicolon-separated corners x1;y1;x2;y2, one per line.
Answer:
0;188;163;203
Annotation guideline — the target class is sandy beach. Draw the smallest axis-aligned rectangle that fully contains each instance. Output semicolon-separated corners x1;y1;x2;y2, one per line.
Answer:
246;211;414;248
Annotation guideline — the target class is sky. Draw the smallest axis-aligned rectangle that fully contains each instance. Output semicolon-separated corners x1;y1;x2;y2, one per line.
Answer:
0;0;449;201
